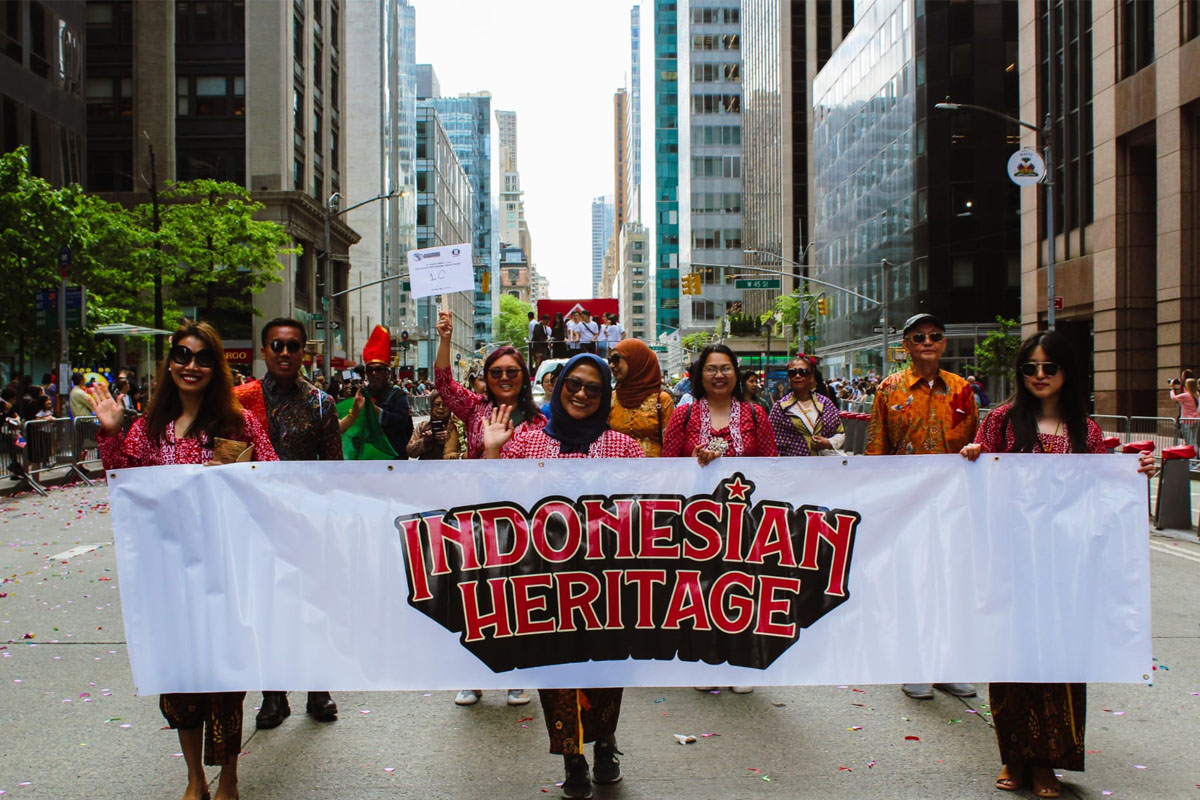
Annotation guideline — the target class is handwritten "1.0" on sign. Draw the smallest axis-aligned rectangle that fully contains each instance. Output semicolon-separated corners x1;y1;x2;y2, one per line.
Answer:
407;243;475;299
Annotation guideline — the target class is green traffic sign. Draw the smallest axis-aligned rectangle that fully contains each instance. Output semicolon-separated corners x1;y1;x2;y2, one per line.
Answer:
734;278;781;290
649;345;667;353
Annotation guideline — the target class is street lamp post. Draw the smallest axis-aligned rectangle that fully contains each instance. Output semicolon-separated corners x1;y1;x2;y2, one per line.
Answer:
934;101;1055;330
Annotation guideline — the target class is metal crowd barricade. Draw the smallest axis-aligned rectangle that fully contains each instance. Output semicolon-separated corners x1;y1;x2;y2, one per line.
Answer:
22;417;94;491
73;415;105;475
1091;415;1130;444
1128;416;1182;457
840;412;869;455
0;420;42;495
410;395;431;417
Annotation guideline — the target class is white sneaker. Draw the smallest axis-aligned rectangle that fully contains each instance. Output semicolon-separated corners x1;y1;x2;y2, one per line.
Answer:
730;686;755;694
454;689;481;705
506;689;531;706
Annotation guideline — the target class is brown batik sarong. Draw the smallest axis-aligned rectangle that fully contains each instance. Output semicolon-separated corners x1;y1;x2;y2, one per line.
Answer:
159;691;246;766
990;682;1086;771
538;688;623;755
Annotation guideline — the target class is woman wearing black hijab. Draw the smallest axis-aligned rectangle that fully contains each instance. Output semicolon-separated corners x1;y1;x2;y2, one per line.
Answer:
483;353;641;798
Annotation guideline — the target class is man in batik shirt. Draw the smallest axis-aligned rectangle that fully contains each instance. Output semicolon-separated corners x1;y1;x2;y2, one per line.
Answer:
236;317;342;729
865;313;978;701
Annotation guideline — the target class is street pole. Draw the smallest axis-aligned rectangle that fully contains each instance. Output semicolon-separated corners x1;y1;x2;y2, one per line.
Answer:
880;259;890;375
58;246;70;410
323;192;340;382
1043;112;1056;331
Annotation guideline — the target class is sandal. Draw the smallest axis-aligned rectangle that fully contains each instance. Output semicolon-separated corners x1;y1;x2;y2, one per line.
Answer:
1032;767;1062;799
995;765;1024;792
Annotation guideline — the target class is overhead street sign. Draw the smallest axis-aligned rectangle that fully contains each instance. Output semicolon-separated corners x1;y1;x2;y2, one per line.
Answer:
649;345;668;353
734;278;781;290
872;326;897;334
315;320;341;330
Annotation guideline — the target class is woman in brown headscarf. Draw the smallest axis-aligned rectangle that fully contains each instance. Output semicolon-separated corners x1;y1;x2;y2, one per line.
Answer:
607;339;674;457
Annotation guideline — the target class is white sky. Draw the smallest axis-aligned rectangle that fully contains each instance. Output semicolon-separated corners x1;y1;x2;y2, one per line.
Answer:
413;0;650;300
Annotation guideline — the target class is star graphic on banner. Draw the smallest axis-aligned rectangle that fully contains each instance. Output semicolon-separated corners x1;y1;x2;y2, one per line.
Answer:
725;476;751;501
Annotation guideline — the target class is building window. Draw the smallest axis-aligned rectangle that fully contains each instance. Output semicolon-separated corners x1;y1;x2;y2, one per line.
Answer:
1038;0;1094;232
294;157;304;191
87;76;133;119
1120;0;1153;77
508;268;520;284
691;93;741;114
1185;0;1200;43
176;1;245;43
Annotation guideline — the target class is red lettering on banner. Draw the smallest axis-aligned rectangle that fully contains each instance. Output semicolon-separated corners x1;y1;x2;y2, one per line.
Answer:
624;569;668;629
709;571;755;633
531;500;582;562
746;504;798;567
398;517;432;602
662;570;712;630
427;510;481;574
639;499;681;558
555;571;604;632
603;569;624;629
511;574;555;635
681;499;723;561
799;509;857;596
582;498;636;560
478;504;529;568
723;502;747;562
460;578;513;642
755;575;801;638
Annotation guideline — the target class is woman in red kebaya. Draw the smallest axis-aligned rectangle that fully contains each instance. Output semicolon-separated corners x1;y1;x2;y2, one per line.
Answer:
483;353;642;799
91;321;277;800
961;331;1154;800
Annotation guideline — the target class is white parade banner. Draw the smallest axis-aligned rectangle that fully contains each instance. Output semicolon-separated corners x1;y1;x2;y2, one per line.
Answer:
106;455;1151;695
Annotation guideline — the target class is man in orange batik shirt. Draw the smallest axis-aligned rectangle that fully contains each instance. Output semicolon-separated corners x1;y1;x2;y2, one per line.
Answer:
865;312;979;701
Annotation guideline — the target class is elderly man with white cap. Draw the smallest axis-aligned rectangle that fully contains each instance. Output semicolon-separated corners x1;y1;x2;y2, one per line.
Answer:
865;312;980;701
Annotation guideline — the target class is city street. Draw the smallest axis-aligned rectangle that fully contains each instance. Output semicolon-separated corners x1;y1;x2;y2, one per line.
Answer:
1;482;1198;799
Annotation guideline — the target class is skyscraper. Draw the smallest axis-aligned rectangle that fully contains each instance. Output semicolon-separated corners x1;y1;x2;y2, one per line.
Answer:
592;196;616;295
628;5;643;220
654;0;681;336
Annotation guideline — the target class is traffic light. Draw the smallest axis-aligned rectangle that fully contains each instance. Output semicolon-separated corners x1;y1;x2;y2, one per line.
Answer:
480;270;490;293
817;296;829;315
682;272;702;295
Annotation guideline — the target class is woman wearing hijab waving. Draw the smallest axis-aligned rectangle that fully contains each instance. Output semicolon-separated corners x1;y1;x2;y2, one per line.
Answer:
90;322;278;800
483;354;642;798
608;339;674;457
961;331;1155;800
769;354;846;456
434;310;545;462
661;343;776;464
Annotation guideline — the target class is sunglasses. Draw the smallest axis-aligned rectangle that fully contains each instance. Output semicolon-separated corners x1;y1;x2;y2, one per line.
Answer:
268;338;303;354
169;344;216;369
1020;361;1060;377
562;376;605;399
608;354;623;365
787;367;812;378
908;332;945;344
365;365;389;374
488;367;522;380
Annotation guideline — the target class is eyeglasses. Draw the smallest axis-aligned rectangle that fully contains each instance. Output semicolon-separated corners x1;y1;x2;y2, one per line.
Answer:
1019;361;1060;377
488;367;522;380
365;365;389;375
169;344;216;369
908;332;945;344
787;367;812;378
702;364;736;376
607;354;623;366
562;376;605;399
268;339;303;354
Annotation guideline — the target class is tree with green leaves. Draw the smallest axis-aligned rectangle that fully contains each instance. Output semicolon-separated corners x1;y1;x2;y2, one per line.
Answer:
496;293;533;351
974;316;1021;378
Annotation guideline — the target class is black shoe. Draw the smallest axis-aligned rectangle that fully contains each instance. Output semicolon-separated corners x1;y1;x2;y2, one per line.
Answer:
592;737;622;785
306;691;338;721
256;691;290;729
561;754;593;799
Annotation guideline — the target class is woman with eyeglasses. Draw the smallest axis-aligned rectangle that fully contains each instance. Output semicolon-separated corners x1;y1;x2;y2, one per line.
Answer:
768;354;846;457
89;322;277;800
482;353;642;799
661;343;777;464
608;339;674;457
960;331;1155;800
405;391;461;460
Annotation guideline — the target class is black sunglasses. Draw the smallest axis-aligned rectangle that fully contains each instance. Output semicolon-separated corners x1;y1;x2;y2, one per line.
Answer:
488;367;522;380
787;367;811;378
169;344;216;369
365;365;389;374
269;338;303;354
1020;361;1060;377
562;376;605;399
908;332;945;344
608;353;623;365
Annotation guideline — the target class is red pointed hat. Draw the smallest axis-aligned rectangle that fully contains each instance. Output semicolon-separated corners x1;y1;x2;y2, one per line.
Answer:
363;325;392;365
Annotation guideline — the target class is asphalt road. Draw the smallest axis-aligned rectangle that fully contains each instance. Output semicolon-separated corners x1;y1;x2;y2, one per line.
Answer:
1;482;1198;799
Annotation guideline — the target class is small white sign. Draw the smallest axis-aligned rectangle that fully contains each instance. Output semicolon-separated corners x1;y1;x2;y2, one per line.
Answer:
1007;148;1046;186
407;243;474;299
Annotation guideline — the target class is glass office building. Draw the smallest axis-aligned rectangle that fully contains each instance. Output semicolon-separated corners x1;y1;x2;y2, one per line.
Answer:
654;0;681;335
811;0;1019;379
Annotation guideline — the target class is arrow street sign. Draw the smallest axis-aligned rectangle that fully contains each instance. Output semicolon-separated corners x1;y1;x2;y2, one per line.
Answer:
734;278;781;290
315;320;340;330
872;326;897;334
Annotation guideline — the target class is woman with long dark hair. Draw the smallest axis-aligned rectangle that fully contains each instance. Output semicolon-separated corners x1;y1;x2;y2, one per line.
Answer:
661;343;776;464
482;353;642;799
90;321;277;800
551;312;569;359
961;331;1154;799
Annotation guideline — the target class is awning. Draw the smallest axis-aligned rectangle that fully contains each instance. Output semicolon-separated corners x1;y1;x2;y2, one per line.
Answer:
93;323;176;336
